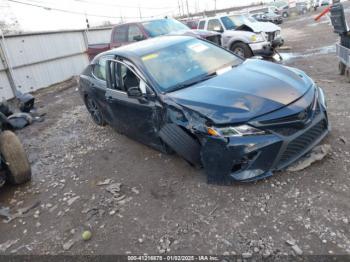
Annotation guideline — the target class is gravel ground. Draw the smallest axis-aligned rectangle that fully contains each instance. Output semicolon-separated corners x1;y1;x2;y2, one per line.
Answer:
0;6;349;258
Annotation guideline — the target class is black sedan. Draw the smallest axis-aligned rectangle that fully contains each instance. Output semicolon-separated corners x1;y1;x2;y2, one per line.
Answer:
79;36;329;184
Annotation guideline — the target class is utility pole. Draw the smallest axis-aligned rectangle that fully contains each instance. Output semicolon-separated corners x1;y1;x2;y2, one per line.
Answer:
180;0;184;17
214;0;217;15
139;6;142;20
178;0;181;16
186;0;190;18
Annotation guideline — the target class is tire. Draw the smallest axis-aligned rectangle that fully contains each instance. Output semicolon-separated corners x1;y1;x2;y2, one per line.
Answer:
339;62;346;75
0;131;31;185
84;95;106;126
346;67;350;83
230;42;253;58
282;12;289;18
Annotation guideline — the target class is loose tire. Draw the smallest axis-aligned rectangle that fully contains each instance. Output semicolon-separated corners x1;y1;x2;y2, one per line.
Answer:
0;131;31;185
230;42;253;58
339;62;346;75
84;96;106;126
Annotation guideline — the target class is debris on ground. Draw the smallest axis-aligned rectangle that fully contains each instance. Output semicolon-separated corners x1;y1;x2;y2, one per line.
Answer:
67;196;80;206
0;239;19;252
287;144;331;172
97;179;112;186
339;137;347;144
2;201;40;223
63;238;78;251
0;206;11;220
7;113;33;129
105;183;122;197
291;244;303;255
82;230;92;241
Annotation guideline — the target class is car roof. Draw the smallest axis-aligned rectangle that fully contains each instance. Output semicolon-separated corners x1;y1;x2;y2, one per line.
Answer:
97;35;194;60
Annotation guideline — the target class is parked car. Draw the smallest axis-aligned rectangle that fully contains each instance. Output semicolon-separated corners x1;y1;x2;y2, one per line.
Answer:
79;35;329;184
87;18;221;60
0;112;31;186
296;2;309;14
197;15;284;58
268;1;290;17
251;12;283;24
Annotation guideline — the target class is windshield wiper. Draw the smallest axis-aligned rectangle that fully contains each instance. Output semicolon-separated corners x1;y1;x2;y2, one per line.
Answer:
168;72;217;92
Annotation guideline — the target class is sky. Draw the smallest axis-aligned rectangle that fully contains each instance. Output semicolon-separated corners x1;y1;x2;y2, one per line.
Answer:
0;0;275;32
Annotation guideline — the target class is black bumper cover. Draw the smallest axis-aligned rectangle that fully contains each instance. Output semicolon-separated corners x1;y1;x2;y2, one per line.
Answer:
201;105;329;184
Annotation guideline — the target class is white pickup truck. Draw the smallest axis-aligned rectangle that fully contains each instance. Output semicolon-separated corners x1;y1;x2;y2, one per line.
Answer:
197;14;284;58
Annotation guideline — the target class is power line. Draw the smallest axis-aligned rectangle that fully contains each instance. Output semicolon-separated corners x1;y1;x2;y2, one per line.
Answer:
7;0;176;19
73;0;179;10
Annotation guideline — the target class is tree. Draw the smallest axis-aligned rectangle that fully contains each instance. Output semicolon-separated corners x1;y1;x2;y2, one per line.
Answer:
0;19;20;35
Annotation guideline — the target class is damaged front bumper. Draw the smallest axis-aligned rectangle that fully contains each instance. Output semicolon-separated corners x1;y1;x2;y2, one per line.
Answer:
201;90;330;184
249;41;275;57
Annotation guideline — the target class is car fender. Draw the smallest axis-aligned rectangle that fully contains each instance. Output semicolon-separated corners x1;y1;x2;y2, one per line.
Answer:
222;31;254;49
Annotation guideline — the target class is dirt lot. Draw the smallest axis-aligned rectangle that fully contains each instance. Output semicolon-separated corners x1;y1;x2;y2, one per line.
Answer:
0;7;350;258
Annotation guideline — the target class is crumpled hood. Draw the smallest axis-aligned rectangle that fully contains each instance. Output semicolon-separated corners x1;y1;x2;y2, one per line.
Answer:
167;59;313;125
240;21;281;33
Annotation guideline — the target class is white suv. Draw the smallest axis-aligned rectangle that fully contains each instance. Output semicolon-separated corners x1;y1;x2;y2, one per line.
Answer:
198;15;284;58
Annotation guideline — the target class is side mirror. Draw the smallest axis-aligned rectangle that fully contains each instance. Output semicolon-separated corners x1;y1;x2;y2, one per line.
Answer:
127;86;143;97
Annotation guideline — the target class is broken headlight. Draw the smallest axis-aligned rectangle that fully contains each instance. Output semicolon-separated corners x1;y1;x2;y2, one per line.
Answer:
250;33;265;42
207;124;268;137
318;86;327;108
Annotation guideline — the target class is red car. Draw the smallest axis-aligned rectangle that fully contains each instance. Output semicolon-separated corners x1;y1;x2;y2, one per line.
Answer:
87;18;221;60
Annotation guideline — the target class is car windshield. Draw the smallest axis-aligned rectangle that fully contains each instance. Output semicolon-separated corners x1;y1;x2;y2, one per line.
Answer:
141;39;242;92
142;19;190;37
229;15;257;27
220;16;236;30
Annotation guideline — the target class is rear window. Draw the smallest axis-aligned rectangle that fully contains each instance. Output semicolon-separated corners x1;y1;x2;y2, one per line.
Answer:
113;25;128;42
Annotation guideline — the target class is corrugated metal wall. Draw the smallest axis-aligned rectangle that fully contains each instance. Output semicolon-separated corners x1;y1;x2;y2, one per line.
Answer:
0;28;112;100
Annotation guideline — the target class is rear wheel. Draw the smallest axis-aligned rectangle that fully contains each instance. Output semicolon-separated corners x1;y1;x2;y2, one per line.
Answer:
0;131;31;185
339;62;346;75
84;96;106;126
282;12;289;18
230;42;253;58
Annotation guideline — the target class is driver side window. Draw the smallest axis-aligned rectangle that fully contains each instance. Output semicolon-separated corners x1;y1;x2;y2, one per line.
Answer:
109;61;141;92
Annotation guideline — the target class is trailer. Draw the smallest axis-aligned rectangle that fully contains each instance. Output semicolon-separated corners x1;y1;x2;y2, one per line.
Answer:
337;43;350;81
329;1;350;81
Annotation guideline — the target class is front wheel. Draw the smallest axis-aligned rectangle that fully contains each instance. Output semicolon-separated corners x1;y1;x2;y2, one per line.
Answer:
282;12;289;18
0;131;31;185
230;43;253;58
84;96;106;126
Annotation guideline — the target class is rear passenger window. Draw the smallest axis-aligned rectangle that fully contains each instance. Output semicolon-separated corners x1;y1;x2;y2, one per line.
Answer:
93;58;107;81
198;20;205;29
113;25;128;42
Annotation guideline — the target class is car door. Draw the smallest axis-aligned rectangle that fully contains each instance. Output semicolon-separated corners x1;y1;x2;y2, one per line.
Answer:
89;55;114;124
104;59;162;146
